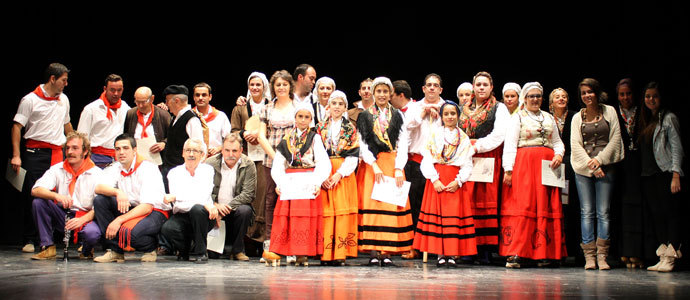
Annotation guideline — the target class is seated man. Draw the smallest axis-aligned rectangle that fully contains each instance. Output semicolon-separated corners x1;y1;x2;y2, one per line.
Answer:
160;138;218;263
204;133;256;261
93;133;172;263
30;131;102;260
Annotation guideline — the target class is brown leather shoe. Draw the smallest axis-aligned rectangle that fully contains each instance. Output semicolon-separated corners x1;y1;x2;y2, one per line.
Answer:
233;252;250;261
401;249;419;260
31;245;56;260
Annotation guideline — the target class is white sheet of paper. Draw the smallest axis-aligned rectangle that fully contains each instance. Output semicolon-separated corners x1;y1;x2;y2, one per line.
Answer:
6;159;26;192
371;176;410;207
247;142;265;162
542;160;566;188
468;157;495;183
206;220;226;254
136;136;162;165
279;172;316;200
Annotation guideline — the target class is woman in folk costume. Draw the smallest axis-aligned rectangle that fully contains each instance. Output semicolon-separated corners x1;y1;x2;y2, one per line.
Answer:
356;76;412;267
458;71;510;264
269;102;331;266
502;82;523;115
311;77;336;125
500;82;567;268
315;90;360;266
413;101;477;267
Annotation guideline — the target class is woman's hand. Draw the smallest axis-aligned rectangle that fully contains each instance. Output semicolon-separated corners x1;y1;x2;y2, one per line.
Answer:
593;168;605;179
433;180;445;193
503;171;513;186
445;180;460;193
550;154;563;169
671;173;681;194
372;163;384;184
394;169;404;188
587;158;600;170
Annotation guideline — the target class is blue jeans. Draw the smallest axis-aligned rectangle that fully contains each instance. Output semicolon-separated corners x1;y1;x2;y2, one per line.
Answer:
574;168;616;244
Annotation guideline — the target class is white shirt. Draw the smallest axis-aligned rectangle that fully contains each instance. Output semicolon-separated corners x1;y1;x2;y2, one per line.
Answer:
502;110;565;172
102;157;171;211
195;107;231;149
173;105;204;141
419;126;474;185
13;85;71;145
474;102;511;154
293;93;313;105
77;98;130;149
167;163;214;214
133;110;156;140
33;162;103;211
323;118;358;177
358;111;410;170
217;160;239;206
271;134;332;188
405;99;443;155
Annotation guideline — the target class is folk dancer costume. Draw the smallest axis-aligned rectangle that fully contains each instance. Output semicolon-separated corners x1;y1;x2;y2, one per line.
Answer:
311;77;336;126
77;92;130;168
231;72;270;244
458;92;510;254
270;104;331;259
315;91;360;262
14;84;71;249
500;83;567;266
356;77;413;255
413;102;477;259
95;153;171;260
502;82;523;115
31;157;103;259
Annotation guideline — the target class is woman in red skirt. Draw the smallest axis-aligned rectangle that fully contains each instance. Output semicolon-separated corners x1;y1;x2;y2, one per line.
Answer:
413;101;477;267
458;71;511;264
269;103;332;266
500;82;566;268
315;90;360;265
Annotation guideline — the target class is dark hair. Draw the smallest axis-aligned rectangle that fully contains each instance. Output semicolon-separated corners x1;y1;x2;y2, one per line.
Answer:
616;78;632;94
270;70;295;100
114;133;137;148
360;78;373;89
578;78;608;106
472;71;494;98
638;81;665;142
440;101;461;125
424;73;443;87
193;82;213;95
105;74;123;86
293;64;314;81
392;80;412;99
44;63;70;82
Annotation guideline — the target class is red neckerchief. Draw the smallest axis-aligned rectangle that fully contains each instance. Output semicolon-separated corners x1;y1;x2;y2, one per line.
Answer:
100;92;122;121
195;105;219;123
136;105;154;138
120;154;144;177
32;85;59;101
62;158;96;197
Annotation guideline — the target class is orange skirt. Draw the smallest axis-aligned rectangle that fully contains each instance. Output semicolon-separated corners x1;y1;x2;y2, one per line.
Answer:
462;143;503;246
357;151;414;253
499;146;566;260
269;168;324;256
321;157;358;261
413;164;477;256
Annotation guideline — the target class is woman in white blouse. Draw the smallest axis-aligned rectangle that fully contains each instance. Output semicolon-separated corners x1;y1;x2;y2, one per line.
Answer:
500;82;566;269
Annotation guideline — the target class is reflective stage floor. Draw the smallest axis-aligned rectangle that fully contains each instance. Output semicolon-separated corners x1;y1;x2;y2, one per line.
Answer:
1;247;689;299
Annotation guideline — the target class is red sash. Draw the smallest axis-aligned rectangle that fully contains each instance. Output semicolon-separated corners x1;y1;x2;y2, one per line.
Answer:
26;139;63;166
32;85;59;101
408;153;423;164
118;208;170;251
92;146;116;158
100;92;122;121
72;210;89;243
136;105;154;138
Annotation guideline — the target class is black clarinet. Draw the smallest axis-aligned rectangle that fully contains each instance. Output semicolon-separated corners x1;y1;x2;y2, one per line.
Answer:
63;213;71;261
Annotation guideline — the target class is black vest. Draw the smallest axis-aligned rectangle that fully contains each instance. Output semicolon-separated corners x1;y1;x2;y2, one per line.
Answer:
163;110;198;167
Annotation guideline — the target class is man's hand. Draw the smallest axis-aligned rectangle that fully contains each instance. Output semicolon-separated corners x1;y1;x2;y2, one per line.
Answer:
149;142;165;153
205;204;219;220
215;203;232;217
164;194;176;204
105;219;123;239
65;216;86;231
116;190;130;214
55;194;74;209
10;156;21;173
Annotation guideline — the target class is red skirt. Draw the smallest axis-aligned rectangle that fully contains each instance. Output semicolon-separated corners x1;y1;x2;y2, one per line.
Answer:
499;147;566;260
462;143;503;246
413;164;477;256
269;168;324;256
357;151;414;253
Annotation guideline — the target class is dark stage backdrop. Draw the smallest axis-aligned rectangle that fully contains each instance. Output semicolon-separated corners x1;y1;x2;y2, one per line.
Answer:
2;3;688;245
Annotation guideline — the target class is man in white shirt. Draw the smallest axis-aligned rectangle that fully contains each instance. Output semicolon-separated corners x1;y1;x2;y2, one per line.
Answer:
347;78;373;123
192;82;231;156
204;133;256;261
401;74;445;260
160;138;218;263
77;74;130;168
292;64;317;105
29;132;103;260
11;63;73;253
92;134;172;263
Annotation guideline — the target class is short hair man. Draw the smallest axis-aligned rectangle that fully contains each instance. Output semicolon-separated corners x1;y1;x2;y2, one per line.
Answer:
347;78;373;123
292;64;317;105
123;86;171;155
192;82;231;156
391;80;414;112
29;131;103;260
93;134;172;262
204;133;257;260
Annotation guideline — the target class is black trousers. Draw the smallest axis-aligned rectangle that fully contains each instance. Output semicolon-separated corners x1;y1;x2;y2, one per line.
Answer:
404;159;425;231
220;204;253;254
93;195;167;253
161;204;215;256
20;147;53;245
641;172;682;256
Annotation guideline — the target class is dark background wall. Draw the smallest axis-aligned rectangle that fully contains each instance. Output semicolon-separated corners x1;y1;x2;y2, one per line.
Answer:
2;3;688;245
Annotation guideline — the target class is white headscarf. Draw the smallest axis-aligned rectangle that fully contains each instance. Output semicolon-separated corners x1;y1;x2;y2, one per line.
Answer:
519;82;544;104
246;72;271;101
456;82;473;96
502;82;523;107
293;101;315;118
312;77;336;104
371;76;393;93
328;90;348;108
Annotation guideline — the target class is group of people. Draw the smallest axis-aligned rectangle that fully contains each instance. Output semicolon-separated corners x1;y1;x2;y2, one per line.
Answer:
11;62;684;272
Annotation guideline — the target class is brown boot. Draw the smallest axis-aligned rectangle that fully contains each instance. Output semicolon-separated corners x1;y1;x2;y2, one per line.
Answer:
647;244;668;271
580;241;597;270
658;244;682;272
31;245;56;260
596;238;611;270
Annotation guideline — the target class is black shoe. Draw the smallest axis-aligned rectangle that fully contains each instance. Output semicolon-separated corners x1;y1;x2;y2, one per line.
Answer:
368;257;380;266
437;257;447;267
447;257;458;268
382;258;395;267
195;254;208;264
158;247;172;256
177;253;189;261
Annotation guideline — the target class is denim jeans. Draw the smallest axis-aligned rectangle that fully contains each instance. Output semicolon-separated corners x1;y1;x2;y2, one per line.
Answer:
574;168;616;244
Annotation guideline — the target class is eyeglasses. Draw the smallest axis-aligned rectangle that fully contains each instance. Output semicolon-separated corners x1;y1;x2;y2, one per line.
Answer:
526;94;543;100
183;148;202;154
134;98;151;105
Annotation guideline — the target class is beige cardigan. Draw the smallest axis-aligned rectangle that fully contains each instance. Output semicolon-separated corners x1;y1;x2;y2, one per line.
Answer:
570;104;625;177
